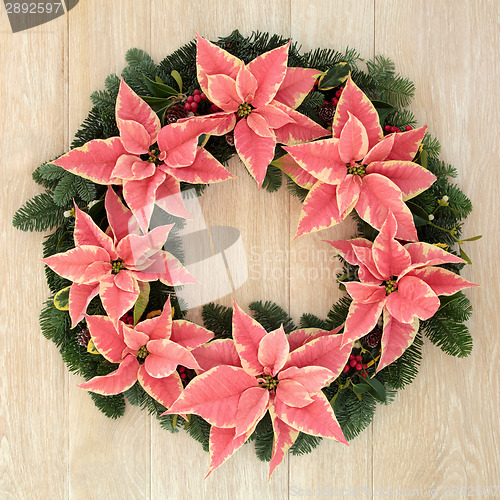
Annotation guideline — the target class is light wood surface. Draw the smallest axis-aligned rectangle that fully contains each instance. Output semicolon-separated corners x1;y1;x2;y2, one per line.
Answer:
1;1;499;498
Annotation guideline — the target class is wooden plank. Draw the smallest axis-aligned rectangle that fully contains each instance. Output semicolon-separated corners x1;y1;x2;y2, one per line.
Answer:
288;0;376;495
0;11;68;500
66;2;152;499
373;0;500;493
149;1;292;497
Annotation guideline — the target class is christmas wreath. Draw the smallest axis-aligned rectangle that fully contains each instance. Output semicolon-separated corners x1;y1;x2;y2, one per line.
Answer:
13;31;480;478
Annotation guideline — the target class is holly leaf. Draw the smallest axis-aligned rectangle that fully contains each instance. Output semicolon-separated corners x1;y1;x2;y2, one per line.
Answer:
54;285;71;311
365;377;386;402
143;75;179;98
371;100;396;126
318;63;350;91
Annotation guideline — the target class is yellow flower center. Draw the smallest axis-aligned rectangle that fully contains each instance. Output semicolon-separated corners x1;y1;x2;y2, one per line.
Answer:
260;375;279;391
237;102;252;118
384;279;397;294
111;259;125;274
137;346;148;359
347;162;366;177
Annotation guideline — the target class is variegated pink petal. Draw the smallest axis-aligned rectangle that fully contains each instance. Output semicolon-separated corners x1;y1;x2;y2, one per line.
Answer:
283;137;346;185
42;245;110;283
351;244;386;283
275;392;347;444
257;326;289;376
53;137;126;185
332;75;383;150
118;120;151;155
253;104;295;129
344;282;386;303
276;379;314;408
206;426;250;477
164;365;258;428
271;100;330;145
68;283;100;328
325;238;372;267
176;112;237;137
145;339;200;378
404;242;465;267
111;155;156;181
116;78;161;144
121;322;149;351
85;314;126;363
80;261;112;285
372;212;412;278
171;320;214;350
377;310;419;372
343;300;386;345
233;118;276;188
338;111;369;163
366;160;436;201
278;366;335;395
268;400;299;479
284;335;352;378
114;270;138;292
163;148;234;184
122;170;166;233
99;274;140;321
385;125;427;162
246;112;275;138
386;275;440;323
196;34;242;96
191;339;242;373
79;354;139;395
105;186;139;241
294;182;345;239
205;74;241;113
336;174;362;218
274;67;321;109
273;154;317;190
234;386;269;437
138;365;183;409
247;42;289;108
232;301;267;376
135;297;172;341
235;63;258;104
356;173;418;241
403;267;477;297
287;327;341;353
154;175;191;220
362;133;395;164
138;251;197;285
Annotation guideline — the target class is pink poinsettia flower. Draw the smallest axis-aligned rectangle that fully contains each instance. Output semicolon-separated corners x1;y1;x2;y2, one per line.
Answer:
185;34;329;187
327;212;478;371
79;298;213;408
165;302;352;478
281;75;437;240
54;78;235;231
42;187;195;327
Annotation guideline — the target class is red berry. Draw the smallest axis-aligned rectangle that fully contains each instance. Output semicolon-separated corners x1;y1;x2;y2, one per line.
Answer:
332;97;339;105
349;354;355;360
350;359;357;367
384;125;391;132
200;93;207;100
361;372;367;378
391;126;398;132
342;365;350;373
339;86;344;91
362;363;367;369
187;95;194;103
193;89;201;95
180;373;187;380
210;104;219;113
356;363;362;371
178;366;185;373
395;127;401;133
356;355;362;362
335;90;342;98
193;94;201;103
405;125;412;131
184;103;191;110
190;102;198;111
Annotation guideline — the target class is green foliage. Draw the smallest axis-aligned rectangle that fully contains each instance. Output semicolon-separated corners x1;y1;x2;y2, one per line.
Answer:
13;192;65;232
286;177;309;202
32;162;66;190
202;303;233;338
289;433;323;456
90;393;126;419
185;415;211;453
261;165;283;193
249;300;296;333
252;412;274;462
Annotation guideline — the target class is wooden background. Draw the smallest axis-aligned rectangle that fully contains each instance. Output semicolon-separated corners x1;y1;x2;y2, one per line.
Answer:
1;1;499;498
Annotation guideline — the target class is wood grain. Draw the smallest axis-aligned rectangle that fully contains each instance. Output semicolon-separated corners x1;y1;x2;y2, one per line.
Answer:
1;0;498;498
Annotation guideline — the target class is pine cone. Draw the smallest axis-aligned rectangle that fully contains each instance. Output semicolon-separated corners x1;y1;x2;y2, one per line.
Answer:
361;327;383;348
165;104;189;124
318;102;335;122
77;328;91;348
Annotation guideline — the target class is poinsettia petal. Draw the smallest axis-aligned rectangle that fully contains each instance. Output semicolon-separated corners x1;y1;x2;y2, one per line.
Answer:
284;335;352;378
196;34;242;96
339;112;369;162
276;379;314;408
116;78;160;144
164;365;258;428
356;173;418;241
138;251;197;285
403;267;477;297
118;120;151;156
283;137;346;185
135;298;173;340
287;327;341;352
254;104;295;129
191;339;242;373
121;322;149;351
404;242;465;267
343;300;386;345
351;244;386;283
275;392;347;444
232;301;267;376
271;100;330;145
234;386;269;437
294;182;345;239
53;137;126;184
246;111;275;138
114;270;138;293
247;42;289;108
332;75;383;150
138;365;183;409
206;74;241;112
122;170;166;233
163;148;234;184
233;118;276;188
386;275;440;323
378;310;419;372
78;354;139;395
273;154;317;190
257;326;289;376
235;63;258;104
279;366;335;395
344;282;386;303
99;274;139;321
145;339;200;378
385;125;427;161
268;399;299;479
362;133;395;164
68;283;100;328
274;67;321;109
372;211;412;278
73;205;116;258
111;155;156;181
42;245;110;283
171;320;214;350
175;112;237;137
85;314;126;363
325;238;371;267
105;186;139;241
206;426;250;478
154;175;191;220
366;160;436;201
336;174;361;218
